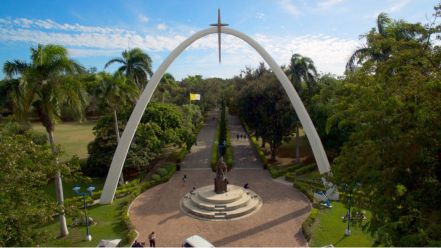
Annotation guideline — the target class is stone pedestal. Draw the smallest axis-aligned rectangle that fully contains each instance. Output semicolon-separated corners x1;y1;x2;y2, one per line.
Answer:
214;178;227;194
180;185;263;221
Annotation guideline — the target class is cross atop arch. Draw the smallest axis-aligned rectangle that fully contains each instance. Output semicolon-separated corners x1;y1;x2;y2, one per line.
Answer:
210;8;228;63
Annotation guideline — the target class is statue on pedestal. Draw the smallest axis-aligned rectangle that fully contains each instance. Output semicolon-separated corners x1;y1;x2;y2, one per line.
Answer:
214;156;228;194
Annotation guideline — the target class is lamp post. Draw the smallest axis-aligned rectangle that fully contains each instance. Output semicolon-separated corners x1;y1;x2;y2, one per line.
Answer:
73;185;95;241
344;182;360;236
345;187;352;236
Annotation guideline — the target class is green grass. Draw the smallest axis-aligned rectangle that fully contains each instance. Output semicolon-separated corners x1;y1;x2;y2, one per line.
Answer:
277;131;312;158
42;178;106;200
32;121;96;161
42;197;127;247
309;202;375;247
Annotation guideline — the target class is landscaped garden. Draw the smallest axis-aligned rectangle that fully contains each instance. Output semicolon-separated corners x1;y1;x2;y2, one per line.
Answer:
1;1;441;246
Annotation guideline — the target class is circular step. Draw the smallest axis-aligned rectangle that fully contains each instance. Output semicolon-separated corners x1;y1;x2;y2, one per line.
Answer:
180;184;263;221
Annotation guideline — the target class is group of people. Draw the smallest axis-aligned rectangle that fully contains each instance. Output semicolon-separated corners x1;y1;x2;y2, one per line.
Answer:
236;133;247;141
132;232;156;247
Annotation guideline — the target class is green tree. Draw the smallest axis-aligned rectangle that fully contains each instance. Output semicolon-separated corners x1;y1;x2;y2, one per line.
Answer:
94;71;139;184
346;12;429;72
288;54;318;163
86;103;194;176
2;44;86;237
0;128;79;246
94;72;139;144
153;72;177;103
104;48;153;91
330;12;441;246
237;73;296;161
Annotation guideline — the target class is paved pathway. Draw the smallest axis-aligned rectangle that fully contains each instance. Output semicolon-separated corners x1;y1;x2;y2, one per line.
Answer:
181;110;218;170
228;114;262;169
129;111;311;247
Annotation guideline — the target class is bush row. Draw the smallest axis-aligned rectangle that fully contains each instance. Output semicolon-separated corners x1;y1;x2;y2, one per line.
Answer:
210;122;221;171
66;161;178;246
302;207;319;241
224;114;233;170
210;107;233;171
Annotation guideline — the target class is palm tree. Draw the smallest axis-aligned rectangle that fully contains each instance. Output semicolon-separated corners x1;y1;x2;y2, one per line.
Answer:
104;48;153;91
3;44;86;237
289;54;318;95
94;71;139;183
288;53;318;164
346;13;392;72
346;13;430;72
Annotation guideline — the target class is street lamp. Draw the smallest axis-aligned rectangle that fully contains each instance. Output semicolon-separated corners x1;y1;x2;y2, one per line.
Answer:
73;184;95;241
345;188;352;236
344;182;360;236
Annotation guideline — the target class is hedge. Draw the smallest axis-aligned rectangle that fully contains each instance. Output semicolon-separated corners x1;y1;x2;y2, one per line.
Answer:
66;161;179;246
210;107;233;171
302;207;319;241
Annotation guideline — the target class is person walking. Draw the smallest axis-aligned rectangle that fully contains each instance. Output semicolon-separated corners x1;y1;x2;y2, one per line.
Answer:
148;232;156;247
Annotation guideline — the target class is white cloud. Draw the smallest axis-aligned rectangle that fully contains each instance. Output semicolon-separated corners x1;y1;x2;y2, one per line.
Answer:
0;17;361;77
277;0;300;16
156;23;167;30
68;48;122;57
0;17;133;34
317;0;344;9
389;0;410;12
256;13;265;19
138;15;149;23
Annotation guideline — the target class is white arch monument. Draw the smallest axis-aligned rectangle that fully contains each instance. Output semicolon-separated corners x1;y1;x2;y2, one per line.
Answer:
99;26;331;204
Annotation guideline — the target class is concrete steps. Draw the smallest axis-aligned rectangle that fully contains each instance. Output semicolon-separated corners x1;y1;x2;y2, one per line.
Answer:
180;184;262;221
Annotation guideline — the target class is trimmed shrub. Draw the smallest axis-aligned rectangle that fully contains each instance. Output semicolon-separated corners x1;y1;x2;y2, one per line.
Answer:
294;163;317;175
151;174;161;182
156;168;168;177
302;208;319;241
398;233;428;247
210;119;221;171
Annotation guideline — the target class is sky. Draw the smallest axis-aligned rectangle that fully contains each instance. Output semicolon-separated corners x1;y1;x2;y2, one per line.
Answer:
0;0;437;80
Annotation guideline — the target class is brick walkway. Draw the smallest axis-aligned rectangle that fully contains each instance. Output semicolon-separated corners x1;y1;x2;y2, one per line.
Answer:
129;111;311;247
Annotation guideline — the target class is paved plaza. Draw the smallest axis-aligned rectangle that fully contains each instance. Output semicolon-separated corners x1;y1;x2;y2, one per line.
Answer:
129;111;311;246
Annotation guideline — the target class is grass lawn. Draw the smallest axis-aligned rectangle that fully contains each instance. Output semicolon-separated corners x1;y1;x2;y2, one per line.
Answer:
277;130;312;158
42;197;127;247
32;121;96;161
309;202;375;247
43;177;106;200
256;128;313;166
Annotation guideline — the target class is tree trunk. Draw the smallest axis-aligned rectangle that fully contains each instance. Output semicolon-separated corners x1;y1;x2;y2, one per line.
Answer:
270;142;277;161
113;110;125;185
48;131;69;237
295;122;300;164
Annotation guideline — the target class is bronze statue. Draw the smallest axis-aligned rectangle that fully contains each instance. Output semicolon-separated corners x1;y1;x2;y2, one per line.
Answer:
214;156;228;194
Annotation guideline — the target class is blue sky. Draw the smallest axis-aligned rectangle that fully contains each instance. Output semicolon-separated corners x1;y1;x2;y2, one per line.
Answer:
0;0;437;80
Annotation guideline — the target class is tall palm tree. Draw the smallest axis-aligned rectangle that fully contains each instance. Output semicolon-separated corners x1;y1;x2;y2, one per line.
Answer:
289;54;318;95
346;13;392;72
288;53;318;164
104;48;153;91
346;13;429;72
3;44;86;237
94;71;139;184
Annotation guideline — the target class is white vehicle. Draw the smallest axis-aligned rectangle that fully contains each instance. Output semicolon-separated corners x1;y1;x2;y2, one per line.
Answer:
182;235;214;247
